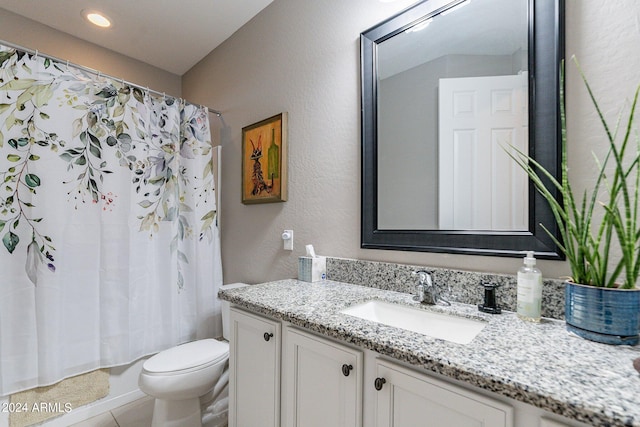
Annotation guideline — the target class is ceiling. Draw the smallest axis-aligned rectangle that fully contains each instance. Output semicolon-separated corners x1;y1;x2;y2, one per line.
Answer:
0;0;274;75
378;0;527;79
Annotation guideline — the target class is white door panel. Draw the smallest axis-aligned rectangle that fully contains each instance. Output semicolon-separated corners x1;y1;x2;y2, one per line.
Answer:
439;73;528;230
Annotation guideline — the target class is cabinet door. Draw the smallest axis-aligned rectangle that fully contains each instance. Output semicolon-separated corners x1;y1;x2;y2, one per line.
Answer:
283;327;363;427
229;307;281;427
374;359;513;427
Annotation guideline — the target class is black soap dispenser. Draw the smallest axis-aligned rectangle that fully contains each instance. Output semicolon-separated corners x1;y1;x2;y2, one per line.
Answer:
478;282;501;314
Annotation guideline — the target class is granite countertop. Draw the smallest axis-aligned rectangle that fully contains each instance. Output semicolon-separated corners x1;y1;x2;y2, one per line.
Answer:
219;279;640;427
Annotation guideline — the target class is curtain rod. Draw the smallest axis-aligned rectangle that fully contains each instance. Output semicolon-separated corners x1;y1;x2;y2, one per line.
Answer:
0;39;222;117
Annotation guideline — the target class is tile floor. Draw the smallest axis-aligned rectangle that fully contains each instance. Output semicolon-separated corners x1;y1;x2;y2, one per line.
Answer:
69;397;154;427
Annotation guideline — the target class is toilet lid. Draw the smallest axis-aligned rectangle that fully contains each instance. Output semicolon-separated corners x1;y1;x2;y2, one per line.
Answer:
143;339;228;374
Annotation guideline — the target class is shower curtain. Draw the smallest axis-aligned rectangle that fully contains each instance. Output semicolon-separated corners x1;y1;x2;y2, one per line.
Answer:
0;45;223;396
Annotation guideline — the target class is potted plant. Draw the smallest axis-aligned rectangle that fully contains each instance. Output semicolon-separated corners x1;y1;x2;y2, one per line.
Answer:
509;57;640;345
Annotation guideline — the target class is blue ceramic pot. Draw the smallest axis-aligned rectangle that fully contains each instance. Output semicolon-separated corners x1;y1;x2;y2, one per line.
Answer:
565;282;640;346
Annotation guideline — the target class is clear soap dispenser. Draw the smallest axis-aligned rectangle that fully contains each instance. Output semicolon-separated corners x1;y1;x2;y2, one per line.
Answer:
517;251;542;322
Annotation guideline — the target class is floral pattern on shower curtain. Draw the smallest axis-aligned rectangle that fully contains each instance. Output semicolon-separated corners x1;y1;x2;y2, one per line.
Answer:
0;45;223;396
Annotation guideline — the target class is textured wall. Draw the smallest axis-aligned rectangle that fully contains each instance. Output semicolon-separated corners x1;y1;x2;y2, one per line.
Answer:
0;8;181;96
183;0;640;285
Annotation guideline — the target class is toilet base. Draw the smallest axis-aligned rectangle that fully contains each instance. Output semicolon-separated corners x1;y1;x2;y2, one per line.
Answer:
151;397;202;427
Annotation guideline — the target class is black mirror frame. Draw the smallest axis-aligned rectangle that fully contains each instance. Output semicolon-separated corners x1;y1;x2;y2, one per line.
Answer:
361;0;565;259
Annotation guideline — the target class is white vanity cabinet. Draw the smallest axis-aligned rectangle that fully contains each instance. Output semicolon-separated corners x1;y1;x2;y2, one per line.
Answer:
228;306;588;427
372;359;513;427
229;307;281;427
282;326;363;427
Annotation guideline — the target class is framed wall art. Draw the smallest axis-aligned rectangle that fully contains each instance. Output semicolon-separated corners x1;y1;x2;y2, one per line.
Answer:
241;112;288;204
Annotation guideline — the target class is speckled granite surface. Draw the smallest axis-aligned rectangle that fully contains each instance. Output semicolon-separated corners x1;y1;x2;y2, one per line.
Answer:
326;257;566;319
219;279;640;427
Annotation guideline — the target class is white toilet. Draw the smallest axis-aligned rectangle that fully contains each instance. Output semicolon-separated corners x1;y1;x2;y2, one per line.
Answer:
139;283;248;427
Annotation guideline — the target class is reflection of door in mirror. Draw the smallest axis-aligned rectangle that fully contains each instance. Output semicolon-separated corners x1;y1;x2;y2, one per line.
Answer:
438;73;528;231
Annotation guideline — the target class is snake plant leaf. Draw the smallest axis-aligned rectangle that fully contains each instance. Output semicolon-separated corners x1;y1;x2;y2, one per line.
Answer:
509;57;640;288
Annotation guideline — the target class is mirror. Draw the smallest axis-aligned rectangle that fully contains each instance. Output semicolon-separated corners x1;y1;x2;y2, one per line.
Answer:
361;0;565;258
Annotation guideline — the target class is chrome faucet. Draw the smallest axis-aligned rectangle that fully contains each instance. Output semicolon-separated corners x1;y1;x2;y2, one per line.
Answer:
413;270;437;305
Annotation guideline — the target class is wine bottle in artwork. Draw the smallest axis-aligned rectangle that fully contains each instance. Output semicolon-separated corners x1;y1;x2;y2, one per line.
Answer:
267;127;279;179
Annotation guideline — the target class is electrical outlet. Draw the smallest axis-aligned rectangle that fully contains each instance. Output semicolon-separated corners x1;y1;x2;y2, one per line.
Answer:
282;230;293;250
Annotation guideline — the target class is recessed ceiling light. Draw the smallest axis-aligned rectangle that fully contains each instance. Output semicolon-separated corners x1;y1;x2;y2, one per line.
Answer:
405;18;432;33
83;10;112;28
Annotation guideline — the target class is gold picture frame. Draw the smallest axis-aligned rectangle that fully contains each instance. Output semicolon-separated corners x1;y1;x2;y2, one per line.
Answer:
241;113;288;204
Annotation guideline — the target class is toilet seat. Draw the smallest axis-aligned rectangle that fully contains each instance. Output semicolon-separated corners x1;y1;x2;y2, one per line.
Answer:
143;339;228;375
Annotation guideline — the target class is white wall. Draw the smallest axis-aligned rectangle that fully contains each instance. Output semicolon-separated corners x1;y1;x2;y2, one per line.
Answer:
183;0;640;284
565;1;640;201
183;0;414;283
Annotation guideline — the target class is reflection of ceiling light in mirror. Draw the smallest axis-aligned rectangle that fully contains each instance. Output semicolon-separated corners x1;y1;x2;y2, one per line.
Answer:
83;10;112;28
405;19;432;33
441;0;470;16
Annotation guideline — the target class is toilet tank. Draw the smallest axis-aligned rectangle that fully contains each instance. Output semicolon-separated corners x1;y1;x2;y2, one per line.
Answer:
219;283;249;340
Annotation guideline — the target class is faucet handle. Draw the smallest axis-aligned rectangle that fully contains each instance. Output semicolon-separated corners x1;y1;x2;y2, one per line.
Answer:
478;282;501;314
412;270;432;286
412;270;437;304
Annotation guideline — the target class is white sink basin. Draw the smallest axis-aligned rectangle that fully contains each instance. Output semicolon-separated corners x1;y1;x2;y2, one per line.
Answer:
340;300;486;345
